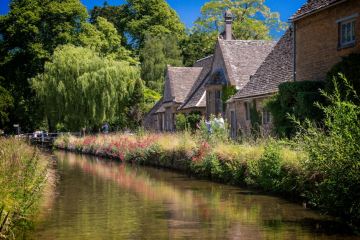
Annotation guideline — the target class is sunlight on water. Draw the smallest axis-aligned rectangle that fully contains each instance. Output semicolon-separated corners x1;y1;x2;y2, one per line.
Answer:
30;151;358;240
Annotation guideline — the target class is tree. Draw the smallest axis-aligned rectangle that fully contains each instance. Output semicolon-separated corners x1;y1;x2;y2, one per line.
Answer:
91;0;186;51
194;0;287;40
78;17;137;64
140;35;183;93
0;79;13;125
31;45;140;131
89;1;129;47
0;0;89;131
181;31;217;67
0;0;137;131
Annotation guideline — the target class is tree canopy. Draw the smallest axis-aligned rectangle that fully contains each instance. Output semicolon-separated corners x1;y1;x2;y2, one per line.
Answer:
140;35;183;93
90;0;186;51
194;0;287;40
31;45;140;131
0;0;139;131
0;79;13;125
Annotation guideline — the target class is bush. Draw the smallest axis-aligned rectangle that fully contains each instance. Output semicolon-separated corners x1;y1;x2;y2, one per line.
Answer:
264;81;326;138
291;75;360;226
325;53;360;104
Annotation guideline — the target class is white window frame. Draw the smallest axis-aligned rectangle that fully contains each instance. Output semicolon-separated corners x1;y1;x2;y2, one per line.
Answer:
336;14;357;47
340;19;355;46
162;115;164;129
263;111;271;124
245;102;250;121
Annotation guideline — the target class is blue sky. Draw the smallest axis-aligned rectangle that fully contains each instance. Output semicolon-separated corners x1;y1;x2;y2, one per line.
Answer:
0;0;305;39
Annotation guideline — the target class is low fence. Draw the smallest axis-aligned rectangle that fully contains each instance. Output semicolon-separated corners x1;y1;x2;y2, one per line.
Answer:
22;132;82;147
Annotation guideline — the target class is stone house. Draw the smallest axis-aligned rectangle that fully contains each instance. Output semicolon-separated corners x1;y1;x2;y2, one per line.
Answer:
144;0;360;135
142;55;213;131
289;0;360;82
204;10;276;120
226;28;293;136
143;10;277;132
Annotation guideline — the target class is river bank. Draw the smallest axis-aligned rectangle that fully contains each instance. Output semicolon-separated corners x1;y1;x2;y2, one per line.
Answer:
53;132;360;232
0;138;57;239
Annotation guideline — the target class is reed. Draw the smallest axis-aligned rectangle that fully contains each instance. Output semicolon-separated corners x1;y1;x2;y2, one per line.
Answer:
0;138;56;239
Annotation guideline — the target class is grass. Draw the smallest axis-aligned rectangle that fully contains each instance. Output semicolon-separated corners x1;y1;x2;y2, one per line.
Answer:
0;138;56;239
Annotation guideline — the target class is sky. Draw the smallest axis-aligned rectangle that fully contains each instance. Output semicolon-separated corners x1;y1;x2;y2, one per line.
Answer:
0;0;306;39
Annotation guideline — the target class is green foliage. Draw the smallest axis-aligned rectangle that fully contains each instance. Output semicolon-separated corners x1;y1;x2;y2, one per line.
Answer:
180;31;217;67
278;81;326;108
89;2;130;48
0;0;89;131
138;88;162;117
264;81;326;138
78;17;137;64
193;0;287;40
175;114;188;131
325;53;360;104
0;81;13;125
186;111;203;130
140;34;183;93
0;138;52;238
222;84;237;112
31;44;139;131
249;100;262;137
291;75;360;226
175;111;202;131
125;77;145;129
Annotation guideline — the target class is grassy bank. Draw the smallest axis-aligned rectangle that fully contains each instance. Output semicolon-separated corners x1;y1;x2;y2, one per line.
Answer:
54;79;360;230
0;138;56;239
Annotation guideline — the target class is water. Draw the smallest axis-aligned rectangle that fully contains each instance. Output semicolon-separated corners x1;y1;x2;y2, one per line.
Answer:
30;151;358;239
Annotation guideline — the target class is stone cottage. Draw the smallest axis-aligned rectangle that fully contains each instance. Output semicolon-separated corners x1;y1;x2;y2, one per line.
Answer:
142;55;213;131
226;28;293;136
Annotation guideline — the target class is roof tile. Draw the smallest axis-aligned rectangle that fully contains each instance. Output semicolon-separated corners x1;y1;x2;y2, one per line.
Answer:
289;0;342;20
231;28;293;99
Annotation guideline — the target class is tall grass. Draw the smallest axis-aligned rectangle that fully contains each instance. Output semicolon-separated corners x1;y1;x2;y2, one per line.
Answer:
0;138;56;239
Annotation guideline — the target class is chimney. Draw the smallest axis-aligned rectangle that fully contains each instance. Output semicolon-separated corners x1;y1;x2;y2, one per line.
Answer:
225;9;232;40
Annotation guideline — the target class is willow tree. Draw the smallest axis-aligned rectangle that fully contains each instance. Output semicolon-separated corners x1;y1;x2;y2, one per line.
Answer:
31;45;139;131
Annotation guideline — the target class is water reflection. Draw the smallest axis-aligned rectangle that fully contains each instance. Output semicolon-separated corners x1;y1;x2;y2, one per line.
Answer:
31;151;358;240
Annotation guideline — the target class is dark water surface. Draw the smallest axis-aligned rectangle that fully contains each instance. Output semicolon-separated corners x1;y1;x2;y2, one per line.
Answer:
30;151;358;240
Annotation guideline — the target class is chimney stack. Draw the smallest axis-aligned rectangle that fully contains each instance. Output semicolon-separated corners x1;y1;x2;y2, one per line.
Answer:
225;9;233;40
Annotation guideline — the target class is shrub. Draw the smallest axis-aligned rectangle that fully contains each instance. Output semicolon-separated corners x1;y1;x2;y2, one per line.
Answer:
325;53;360;104
291;75;360;226
264;81;326;138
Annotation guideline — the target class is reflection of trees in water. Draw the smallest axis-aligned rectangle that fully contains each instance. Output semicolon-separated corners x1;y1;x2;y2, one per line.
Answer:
53;151;345;240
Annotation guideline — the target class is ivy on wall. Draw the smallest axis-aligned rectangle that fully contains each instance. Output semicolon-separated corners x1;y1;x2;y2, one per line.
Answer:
222;84;237;112
264;81;326;138
250;100;262;137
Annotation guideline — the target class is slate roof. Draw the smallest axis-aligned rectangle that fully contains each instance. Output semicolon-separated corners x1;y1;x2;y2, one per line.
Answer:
178;55;214;110
155;100;165;113
163;66;203;104
219;40;277;89
142;97;163;121
231;28;293;100
289;0;343;21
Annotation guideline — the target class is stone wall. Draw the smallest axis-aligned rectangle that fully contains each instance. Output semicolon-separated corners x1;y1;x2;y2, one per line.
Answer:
233;97;272;136
295;0;360;82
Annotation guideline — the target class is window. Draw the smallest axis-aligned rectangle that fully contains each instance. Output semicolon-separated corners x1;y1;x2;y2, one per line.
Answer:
245;102;250;121
217;91;223;114
263;111;271;124
340;19;355;46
